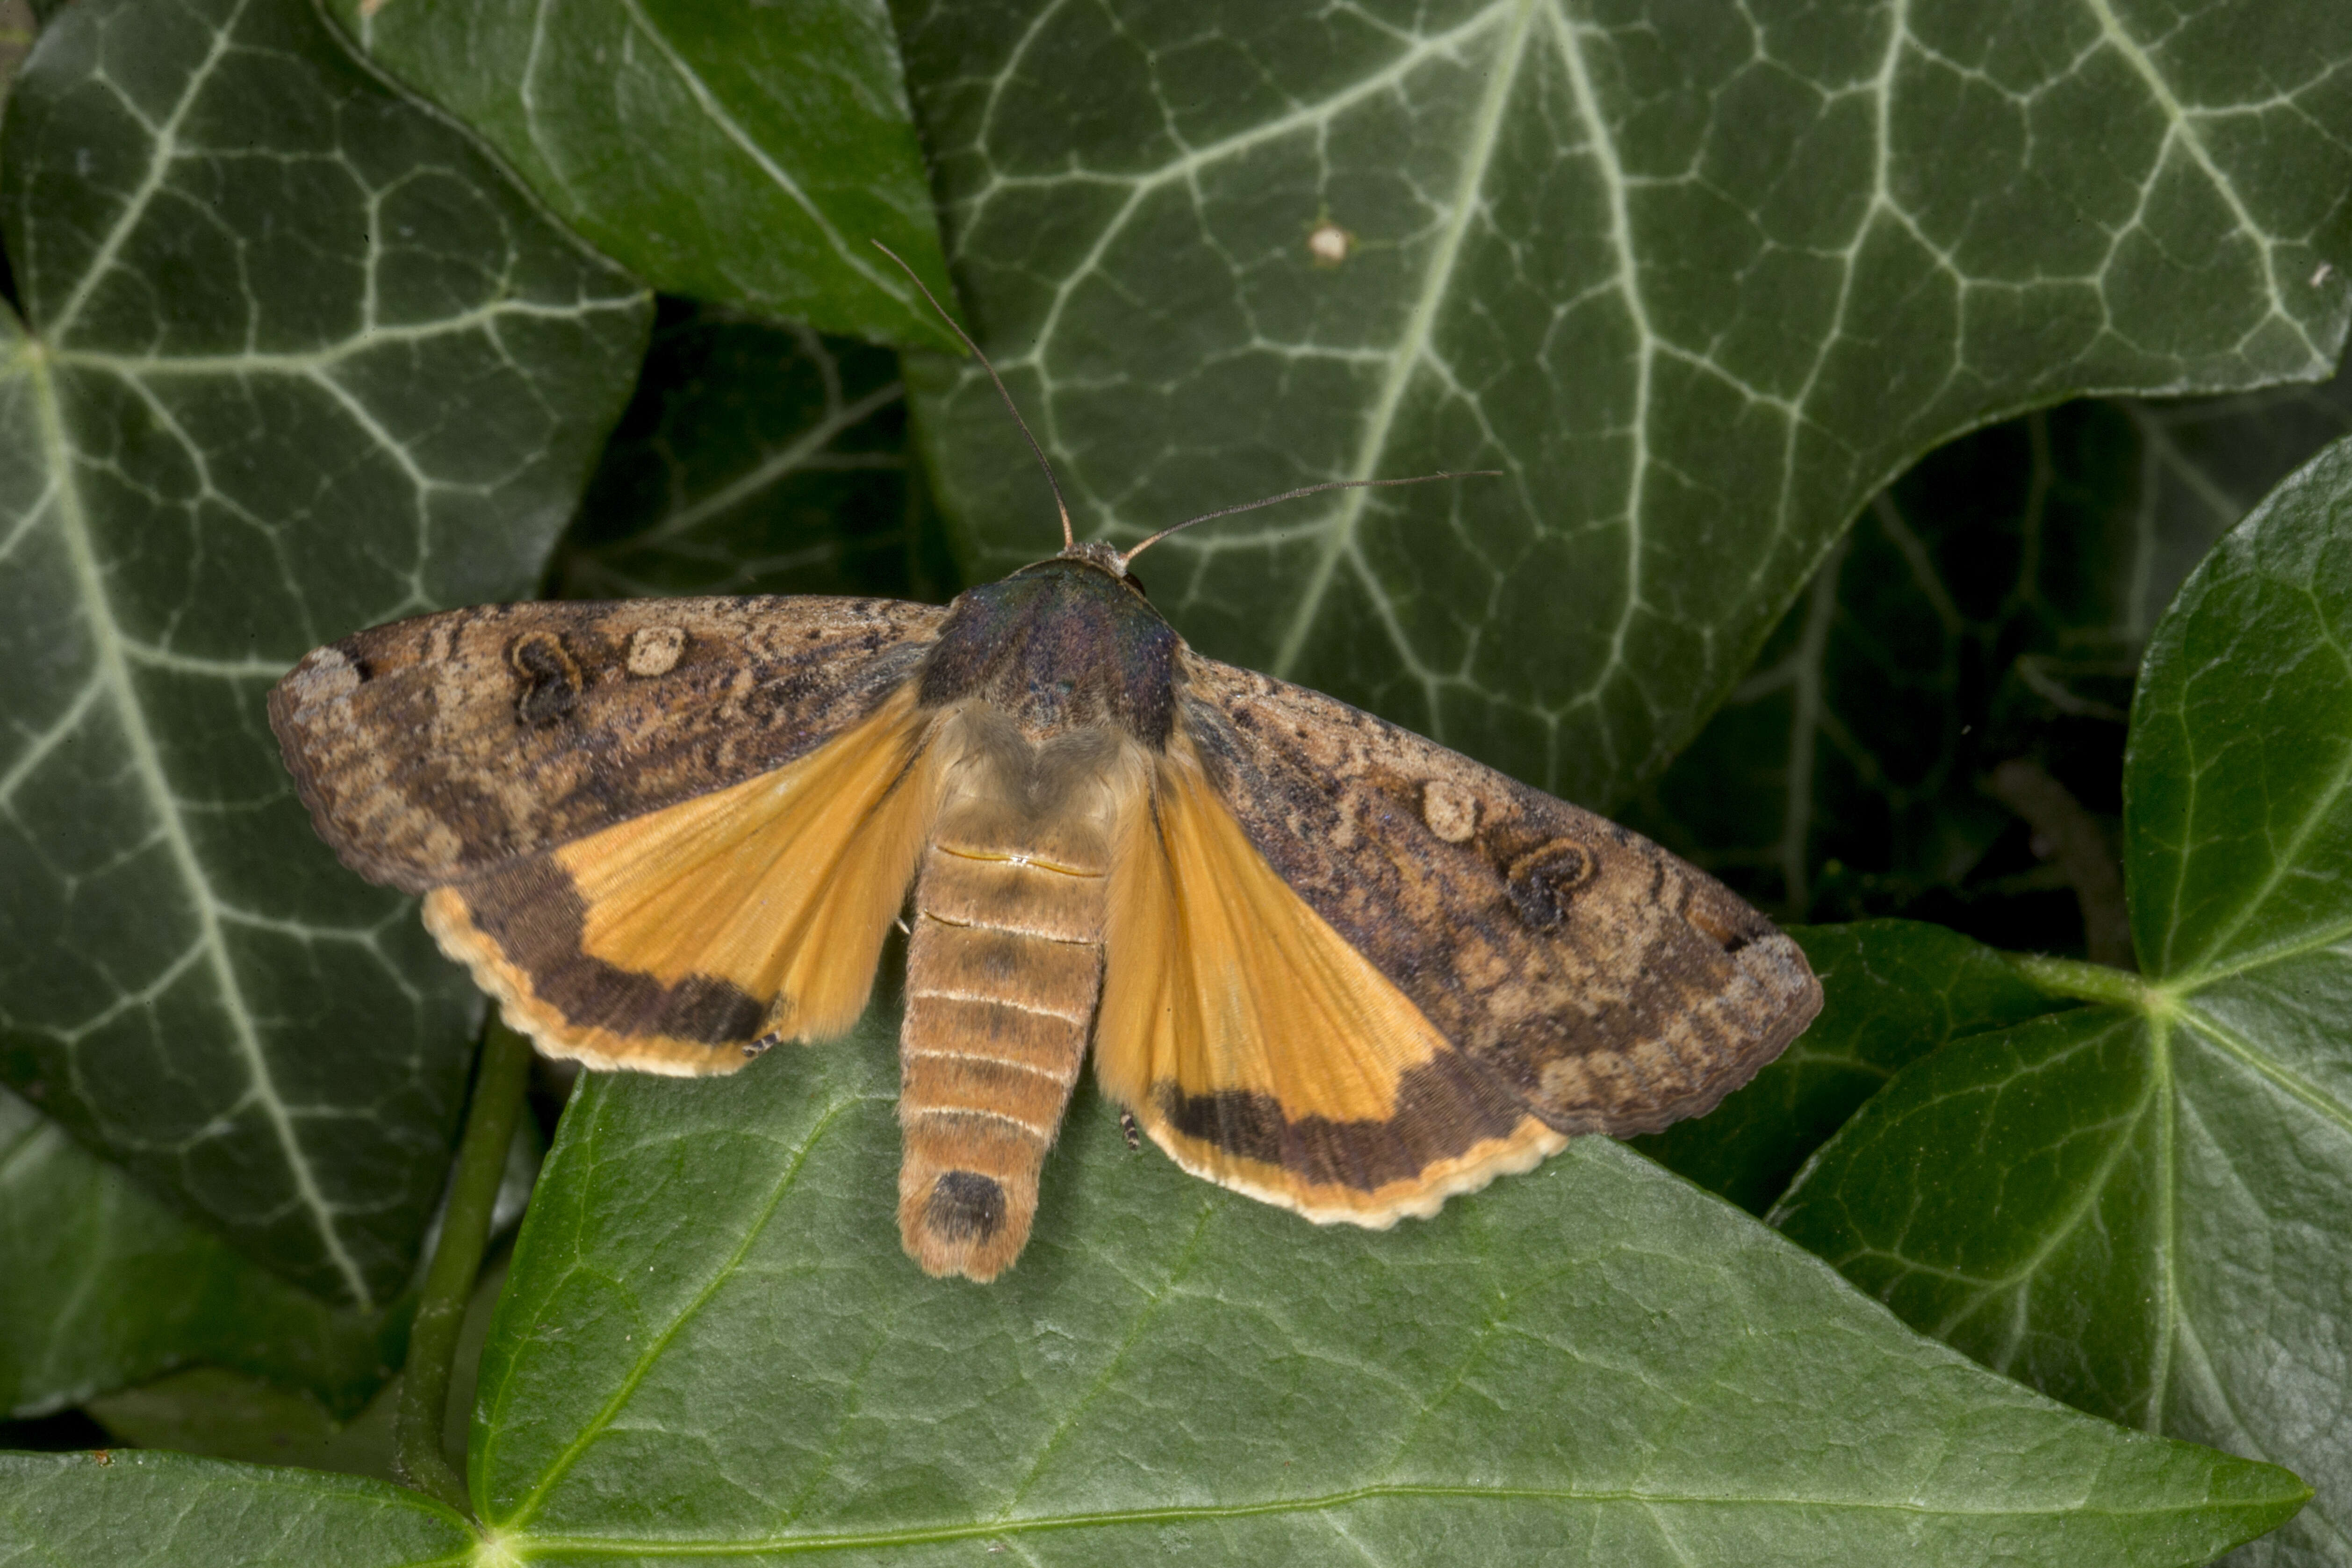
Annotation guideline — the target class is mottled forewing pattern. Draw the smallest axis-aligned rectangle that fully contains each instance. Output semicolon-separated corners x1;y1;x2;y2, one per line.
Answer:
1179;655;1821;1136
269;597;945;891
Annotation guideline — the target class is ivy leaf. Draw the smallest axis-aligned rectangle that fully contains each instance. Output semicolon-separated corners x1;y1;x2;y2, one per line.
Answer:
555;301;953;604
2;1036;2307;1561
3;1082;537;1425
1633;367;2352;942
82;1254;518;1485
301;1023;2309;1565
0;0;33;120
0;0;650;1304
332;0;959;352
0;1451;469;1566
0;1091;398;1422
894;0;2352;807
1772;434;2352;1564
1633;921;2071;1214
82;1366;402;1484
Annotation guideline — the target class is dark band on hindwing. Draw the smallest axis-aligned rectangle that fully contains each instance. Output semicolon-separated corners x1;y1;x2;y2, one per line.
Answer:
456;858;766;1046
1173;665;1820;1139
1152;1052;1529;1191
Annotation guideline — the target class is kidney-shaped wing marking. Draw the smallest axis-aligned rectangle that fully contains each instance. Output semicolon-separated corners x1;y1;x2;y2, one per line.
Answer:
1175;655;1821;1138
269;596;950;1075
268;595;946;892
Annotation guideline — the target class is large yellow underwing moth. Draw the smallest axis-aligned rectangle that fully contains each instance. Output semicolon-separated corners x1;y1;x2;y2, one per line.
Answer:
268;255;1821;1282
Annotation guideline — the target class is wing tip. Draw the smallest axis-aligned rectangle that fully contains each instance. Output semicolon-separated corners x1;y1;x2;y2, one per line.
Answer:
268;642;444;894
1569;928;1823;1138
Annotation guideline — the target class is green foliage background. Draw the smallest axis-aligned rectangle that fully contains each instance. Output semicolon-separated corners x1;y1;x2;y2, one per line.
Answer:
2;0;2350;1564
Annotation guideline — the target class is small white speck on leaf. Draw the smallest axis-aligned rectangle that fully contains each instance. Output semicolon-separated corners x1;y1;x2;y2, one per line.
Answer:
1308;221;1353;267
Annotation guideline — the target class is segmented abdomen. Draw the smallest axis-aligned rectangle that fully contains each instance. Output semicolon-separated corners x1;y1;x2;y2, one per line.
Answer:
896;795;1111;1281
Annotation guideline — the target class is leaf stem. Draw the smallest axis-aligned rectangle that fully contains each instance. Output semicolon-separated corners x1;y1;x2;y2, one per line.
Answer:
397;1018;532;1515
1981;757;2135;970
2004;951;2162;1013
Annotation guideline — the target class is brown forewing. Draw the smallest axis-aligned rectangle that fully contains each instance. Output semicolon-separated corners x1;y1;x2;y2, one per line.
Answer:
1176;655;1821;1136
267;596;945;892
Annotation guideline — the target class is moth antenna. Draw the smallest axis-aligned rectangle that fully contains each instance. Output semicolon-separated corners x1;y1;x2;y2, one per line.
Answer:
1120;471;1503;566
872;239;1074;550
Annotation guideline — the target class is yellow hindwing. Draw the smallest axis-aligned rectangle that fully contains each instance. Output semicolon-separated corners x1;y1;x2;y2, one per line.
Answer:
425;687;942;1073
1094;741;1564;1226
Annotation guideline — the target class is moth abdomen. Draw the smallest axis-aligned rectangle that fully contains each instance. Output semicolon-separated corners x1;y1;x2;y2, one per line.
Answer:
895;727;1141;1282
898;911;1100;1280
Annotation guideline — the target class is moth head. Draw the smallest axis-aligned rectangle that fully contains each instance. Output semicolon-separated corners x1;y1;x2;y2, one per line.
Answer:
1057;537;1148;590
871;239;1500;583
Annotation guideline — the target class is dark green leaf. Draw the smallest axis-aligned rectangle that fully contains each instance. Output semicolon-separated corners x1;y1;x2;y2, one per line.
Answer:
1634;921;2070;1213
894;0;2352;807
82;1253;514;1486
1633;366;2352;945
426;1022;2306;1563
81;1366;401;1485
0;0;33;121
333;0;958;351
1774;435;2352;1564
0;1090;397;1420
0;0;650;1304
556;302;954;603
0;1450;470;1566
2128;447;2352;982
1775;1011;2174;1412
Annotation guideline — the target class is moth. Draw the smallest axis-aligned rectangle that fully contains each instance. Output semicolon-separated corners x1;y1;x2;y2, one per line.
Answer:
268;258;1821;1283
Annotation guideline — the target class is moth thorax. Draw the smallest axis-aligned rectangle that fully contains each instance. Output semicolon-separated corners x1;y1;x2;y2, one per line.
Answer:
895;712;1144;1280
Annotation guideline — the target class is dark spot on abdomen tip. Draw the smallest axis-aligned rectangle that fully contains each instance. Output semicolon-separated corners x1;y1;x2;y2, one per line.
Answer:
925;1171;1006;1242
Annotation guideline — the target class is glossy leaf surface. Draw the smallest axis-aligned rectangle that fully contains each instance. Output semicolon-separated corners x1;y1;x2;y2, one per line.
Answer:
0;0;650;1303
0;1450;469;1566
895;0;2352;807
1636;367;2352;942
334;0;957;350
0;1036;2314;1563
1634;921;2070;1213
427;1023;2306;1565
1776;435;2352;1565
555;302;950;604
0;1091;396;1422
